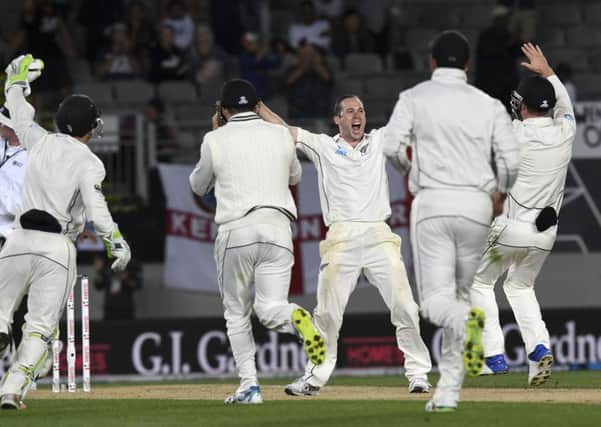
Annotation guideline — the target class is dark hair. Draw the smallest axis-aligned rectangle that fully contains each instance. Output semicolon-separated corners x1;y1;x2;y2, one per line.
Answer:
333;94;361;116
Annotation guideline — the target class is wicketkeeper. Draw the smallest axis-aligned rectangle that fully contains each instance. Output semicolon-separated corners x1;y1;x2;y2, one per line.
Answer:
0;54;131;410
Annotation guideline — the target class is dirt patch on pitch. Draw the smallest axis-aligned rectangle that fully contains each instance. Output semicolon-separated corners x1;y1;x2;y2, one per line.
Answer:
29;384;601;404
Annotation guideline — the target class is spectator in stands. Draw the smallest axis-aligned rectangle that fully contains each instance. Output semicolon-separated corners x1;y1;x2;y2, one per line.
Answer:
162;0;196;51
209;0;245;55
78;0;123;67
12;0;75;109
270;37;297;92
331;9;376;66
126;0;156;65
289;1;332;51
239;32;281;100
188;24;227;87
143;97;180;162
93;254;142;321
286;44;333;119
97;23;142;80
150;24;190;83
314;0;344;21
475;5;523;112
314;0;344;29
357;0;393;61
556;63;577;103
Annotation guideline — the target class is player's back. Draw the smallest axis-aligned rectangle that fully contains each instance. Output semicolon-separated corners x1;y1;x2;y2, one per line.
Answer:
508;118;574;224
406;68;514;194
18;133;101;241
206;113;298;224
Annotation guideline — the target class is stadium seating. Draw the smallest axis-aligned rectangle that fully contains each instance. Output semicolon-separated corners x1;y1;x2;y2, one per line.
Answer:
343;53;383;75
113;80;155;107
157;81;199;104
73;82;114;108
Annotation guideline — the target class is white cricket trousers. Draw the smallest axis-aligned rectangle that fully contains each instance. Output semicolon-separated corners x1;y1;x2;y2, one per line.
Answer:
410;189;492;408
303;221;431;388
214;210;300;390
471;218;554;357
0;229;76;396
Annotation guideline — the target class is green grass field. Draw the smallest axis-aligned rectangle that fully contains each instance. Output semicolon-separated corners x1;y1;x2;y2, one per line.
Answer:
1;371;599;427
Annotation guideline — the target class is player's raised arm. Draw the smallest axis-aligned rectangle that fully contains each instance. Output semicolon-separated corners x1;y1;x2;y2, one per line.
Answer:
257;102;298;142
520;43;575;134
4;54;49;150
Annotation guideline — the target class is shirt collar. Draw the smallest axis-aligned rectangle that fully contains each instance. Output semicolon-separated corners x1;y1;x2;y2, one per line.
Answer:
333;133;370;149
522;117;553;127
431;67;468;83
229;112;260;122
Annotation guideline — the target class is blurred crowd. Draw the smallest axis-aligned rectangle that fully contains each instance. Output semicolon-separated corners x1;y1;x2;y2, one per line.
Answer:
0;0;578;123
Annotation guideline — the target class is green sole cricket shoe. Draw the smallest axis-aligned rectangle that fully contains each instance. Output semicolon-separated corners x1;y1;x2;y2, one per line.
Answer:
464;308;485;377
528;344;554;386
292;308;325;365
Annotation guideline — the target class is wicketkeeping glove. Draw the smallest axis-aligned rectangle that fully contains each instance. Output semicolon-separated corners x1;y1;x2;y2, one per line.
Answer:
4;54;44;96
102;226;131;272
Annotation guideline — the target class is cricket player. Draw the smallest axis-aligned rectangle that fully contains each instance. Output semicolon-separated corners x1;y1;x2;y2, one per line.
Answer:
384;30;520;412
0;105;27;248
0;105;28;363
0;54;131;410
189;79;325;405
471;43;575;386
259;96;433;397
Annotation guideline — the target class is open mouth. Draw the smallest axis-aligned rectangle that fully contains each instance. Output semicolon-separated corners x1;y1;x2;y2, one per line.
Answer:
351;123;361;132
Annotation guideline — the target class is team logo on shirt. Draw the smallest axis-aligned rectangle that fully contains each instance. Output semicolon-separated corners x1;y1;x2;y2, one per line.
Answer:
94;183;103;194
12;160;23;167
335;144;348;157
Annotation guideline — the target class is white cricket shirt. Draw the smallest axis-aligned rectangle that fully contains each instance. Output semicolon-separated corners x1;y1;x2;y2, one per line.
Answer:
384;67;520;195
0;139;27;237
504;75;576;225
6;87;117;242
189;112;301;226
295;127;395;226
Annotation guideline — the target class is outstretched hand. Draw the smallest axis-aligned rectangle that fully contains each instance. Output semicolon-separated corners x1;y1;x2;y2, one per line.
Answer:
520;43;554;78
4;54;44;96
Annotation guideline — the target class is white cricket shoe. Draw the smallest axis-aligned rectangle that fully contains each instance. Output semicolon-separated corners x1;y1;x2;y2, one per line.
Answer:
408;377;431;393
224;385;263;404
284;377;321;396
1;394;25;410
